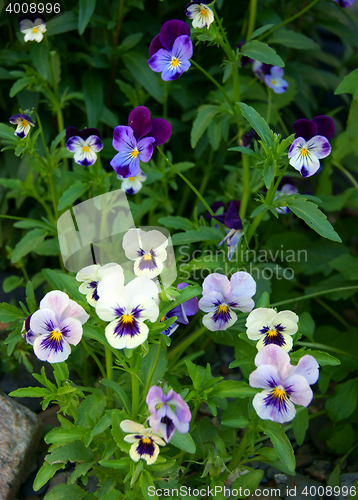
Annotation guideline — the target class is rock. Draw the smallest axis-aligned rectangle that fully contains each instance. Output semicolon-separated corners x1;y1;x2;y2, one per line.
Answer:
279;472;323;500
21;470;49;497
305;459;332;482
338;473;358;500
47;471;73;492
0;391;42;500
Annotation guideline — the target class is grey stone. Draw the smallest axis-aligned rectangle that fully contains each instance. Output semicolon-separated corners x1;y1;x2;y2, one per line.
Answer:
280;472;323;500
338;473;358;500
0;391;42;500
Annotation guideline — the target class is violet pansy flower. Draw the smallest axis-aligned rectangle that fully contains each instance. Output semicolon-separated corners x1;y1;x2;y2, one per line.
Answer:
288;115;334;178
160;282;199;336
117;170;147;195
274;178;298;214
66;127;103;167
27;290;89;363
146;386;191;443
110;106;171;178
199;272;256;331
9;114;34;138
185;2;214;29
120;420;165;465
148;20;193;81
213;201;243;261
264;66;288;94
249;344;319;423
333;0;355;6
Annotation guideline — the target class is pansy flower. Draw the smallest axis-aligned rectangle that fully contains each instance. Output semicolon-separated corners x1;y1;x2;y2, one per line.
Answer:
21;313;36;344
66;127;103;167
120;420;166;465
274;178;298;214
245;307;298;352
333;0;355;6
185;1;214;29
122;228;168;279
148;20;193;81
117;170;147;195
213;201;243;261
76;263;124;307
9;114;34;138
146;386;191;443
199;272;256;331
27;290;89;363
249;344;319;423
95;276;159;349
110;106;171;178
264;66;288;94
19;13;47;43
160;283;199;336
288;115;335;178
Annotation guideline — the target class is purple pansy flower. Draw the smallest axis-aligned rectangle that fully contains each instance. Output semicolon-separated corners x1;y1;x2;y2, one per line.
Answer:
210;201;243;261
264;66;288;94
249;344;319;423
146;386;192;443
185;2;214;29
117;170;147;195
288;115;335;177
274;178;298;214
333;0;355;6
110;106;171;178
66;127;103;167
9;114;34;138
199;272;256;331
148;20;193;81
160;282;199;336
27;291;89;363
21;313;36;344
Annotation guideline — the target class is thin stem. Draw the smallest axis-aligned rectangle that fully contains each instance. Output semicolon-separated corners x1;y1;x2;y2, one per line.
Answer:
246;0;258;40
190;59;233;109
20;264;29;282
81;339;106;379
34;110;52;169
332;161;358;189
131;350;140;419
167;325;206;360
108;0;125;108
105;344;113;406
296;341;358;361
314;297;350;330
239;154;251;219
266;87;272;124
139;342;161;411
48;172;59;220
271;286;358;307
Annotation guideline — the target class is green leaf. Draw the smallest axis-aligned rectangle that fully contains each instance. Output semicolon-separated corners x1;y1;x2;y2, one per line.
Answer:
46;441;94;464
75;392;106;427
3;275;24;293
34;238;60;256
259;419;295;471
30;43;49;81
221;416;250;428
9;77;31;98
140;471;159;500
46;11;78;35
43;483;85;500
325;378;358;424
78;0;96;34
211;380;258;398
57;182;88;211
191;105;220;148
157;216;194;231
0;303;23;322
170;430;196;454
69;462;94;484
9;387;49;398
228;146;261;158
327;464;341;488
122;52;164;103
248;24;274;41
118;33;143;52
268;29;320;50
82;72;104;127
45;427;90;445
0;125;19;142
240;40;284;67
329;254;358;281
291;407;309;446
290;348;340;366
33;462;65;492
100;379;130;413
286;197;342;243
232;469;264;498
298;312;315;342
238;103;273;147
263;157;276;189
171;227;221;245
26;281;37;313
335;68;358;99
256;291;270;308
11;229;47;263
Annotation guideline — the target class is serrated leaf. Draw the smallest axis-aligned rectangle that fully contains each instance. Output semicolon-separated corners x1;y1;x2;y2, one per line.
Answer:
30;43;50;81
240;40;284;67
9;387;49;398
42;483;85;500
11;229;47;263
140;470;159;500
57;182;88;211
78;0;96;34
33;462;65;492
46;440;94;464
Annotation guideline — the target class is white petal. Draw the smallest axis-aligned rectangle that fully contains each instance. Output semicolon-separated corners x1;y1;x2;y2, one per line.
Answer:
124;277;159;302
96;292;127;322
33;335;71;363
76;264;101;282
105;319;148;349
120;420;145;433
59;317;83;346
202;308;237;331
230;271;256;298
253;391;296;424
30;308;58;336
256;332;293;352
40;290;69;318
246;308;276;328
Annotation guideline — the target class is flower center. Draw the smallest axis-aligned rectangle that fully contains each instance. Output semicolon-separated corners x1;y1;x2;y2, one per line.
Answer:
131;148;139;158
23;120;28;127
129;176;136;181
121;314;134;324
160;315;166;322
301;148;308;156
201;7;208;15
171;57;180;68
272;386;286;401
142;254;153;261
267;329;278;338
83;145;89;152
271;79;276;85
49;329;62;343
32;27;38;33
217;304;229;313
142;437;152;445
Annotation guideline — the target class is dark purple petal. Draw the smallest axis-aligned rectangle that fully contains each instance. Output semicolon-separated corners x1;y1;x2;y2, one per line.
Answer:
128;106;152;141
66;126;85;140
292;119;318;141
9;113;33;124
149;33;165;57
313;115;335;141
242;130;256;146
223;202;243;230
159;20;191;52
18;12;46;23
333;0;355;6
207;201;225;221
278;176;295;190
147;118;172;146
137;137;155;162
82;128;101;140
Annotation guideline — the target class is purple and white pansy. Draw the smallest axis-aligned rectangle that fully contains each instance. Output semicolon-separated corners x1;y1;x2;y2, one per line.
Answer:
245;307;299;352
110;106;171;178
9;114;34;138
66;127;103;167
199;272;256;331
160;282;199;336
146;386;192;443
264;66;288;94
26;290;89;363
148;20;193;81
117;170;147;195
288;115;335;178
76;263;124;307
122;228;168;279
249;344;319;423
95;276;159;350
120;420;166;465
185;1;214;29
212;201;243;261
19;13;47;43
274;178;298;214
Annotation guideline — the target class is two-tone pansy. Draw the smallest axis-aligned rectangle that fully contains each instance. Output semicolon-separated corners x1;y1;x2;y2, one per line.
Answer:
66;127;103;167
160;283;199;336
212;201;243;261
95;276;159;349
199;272;256;331
288;115;335;178
252;62;288;94
26;291;89;363
274;178;298;214
120;420;166;465
110;106;171;178
19;13;47;43
249;344;319;423
117;170;147;195
185;1;214;29
122;228;168;280
148;20;193;81
245;307;299;352
76;263;124;307
9;114;34;138
146;386;191;442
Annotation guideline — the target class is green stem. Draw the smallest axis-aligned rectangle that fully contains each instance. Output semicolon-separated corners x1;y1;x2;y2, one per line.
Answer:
259;0;320;41
246;0;258;40
82;339;106;378
167;325;207;360
56;107;69;171
266;87;272;124
314;297;350;330
34;110;52;168
105;344;113;405
20;264;29;282
139;342;161;411
48;172;59;220
239;154;251;219
296;341;358;361
190;59;233;109
271;286;358;307
332;161;358;189
189;401;201;431
131;350;140;419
